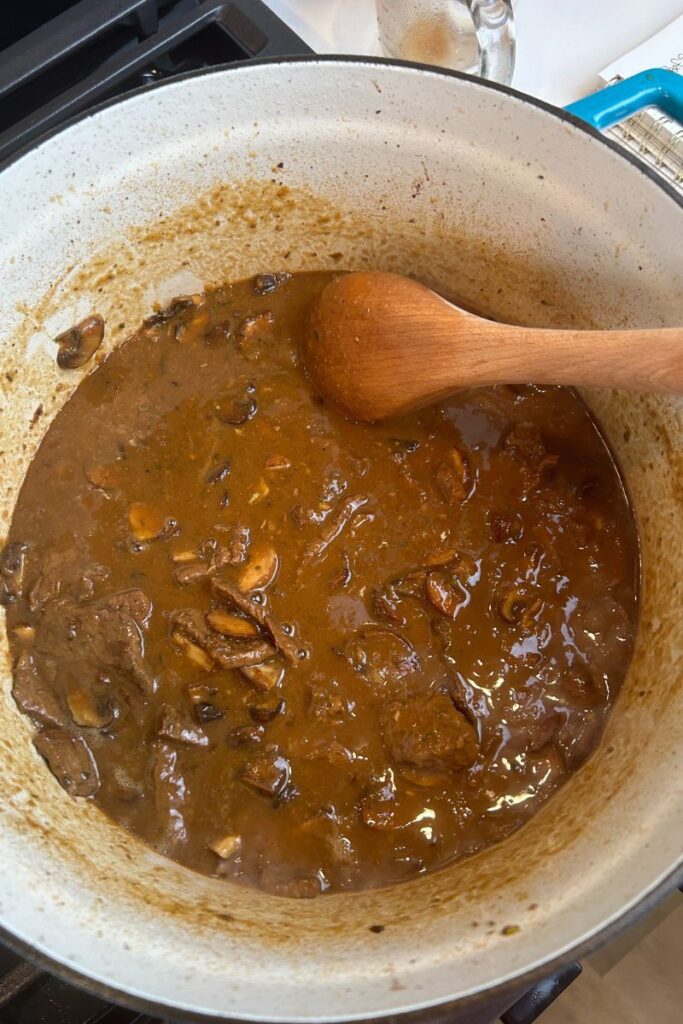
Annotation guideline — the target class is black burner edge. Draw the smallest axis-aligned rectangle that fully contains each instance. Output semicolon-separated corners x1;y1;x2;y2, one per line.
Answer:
500;961;583;1023
0;0;312;163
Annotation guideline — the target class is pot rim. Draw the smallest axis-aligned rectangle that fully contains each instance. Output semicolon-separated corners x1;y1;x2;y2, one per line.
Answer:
1;53;681;1023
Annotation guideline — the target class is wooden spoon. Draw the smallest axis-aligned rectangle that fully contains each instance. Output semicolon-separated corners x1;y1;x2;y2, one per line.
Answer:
303;271;683;421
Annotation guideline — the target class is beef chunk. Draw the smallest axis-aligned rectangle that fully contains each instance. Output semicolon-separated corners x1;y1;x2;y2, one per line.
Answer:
307;681;349;720
26;554;109;612
34;726;99;797
225;525;250;564
301;495;368;566
158;705;210;747
40;596;155;693
0;541;28;605
12;652;66;727
360;768;397;830
384;692;479;771
229;724;264;747
171;607;276;669
503;422;547;464
241;749;290;796
105;589;152;628
502;422;559;491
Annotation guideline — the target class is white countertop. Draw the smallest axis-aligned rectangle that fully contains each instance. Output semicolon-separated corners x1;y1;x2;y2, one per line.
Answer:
266;0;683;106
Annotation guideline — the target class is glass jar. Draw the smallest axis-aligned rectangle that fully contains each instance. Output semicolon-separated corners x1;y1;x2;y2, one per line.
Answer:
376;0;516;85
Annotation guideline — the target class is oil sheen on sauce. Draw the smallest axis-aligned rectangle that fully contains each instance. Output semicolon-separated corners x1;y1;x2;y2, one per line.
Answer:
2;272;639;897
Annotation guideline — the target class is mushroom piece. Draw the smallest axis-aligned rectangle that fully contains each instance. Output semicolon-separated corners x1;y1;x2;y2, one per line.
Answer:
434;447;471;505
240;662;284;692
249;697;285;723
253;272;291;294
206;609;259;638
209;834;242;859
497;587;543;626
67;689;114;729
54;315;105;369
128;503;177;543
265;454;292;471
238;545;278;592
0;541;28;605
425;571;469;619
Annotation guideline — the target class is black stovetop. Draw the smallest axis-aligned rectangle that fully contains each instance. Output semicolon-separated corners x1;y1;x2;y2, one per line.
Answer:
0;3;581;1021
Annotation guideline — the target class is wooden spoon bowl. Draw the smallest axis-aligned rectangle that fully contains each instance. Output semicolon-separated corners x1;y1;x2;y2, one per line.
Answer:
303;271;683;421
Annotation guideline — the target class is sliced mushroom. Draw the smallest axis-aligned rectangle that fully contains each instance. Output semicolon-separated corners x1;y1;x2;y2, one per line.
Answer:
425;572;469;619
183;640;214;672
209;834;242;859
248;478;270;504
67;689;114;729
206;459;232;484
54;315;105;369
421;546;458;568
434;447;471;505
239;662;284;692
0;541;28;605
253;272;291;294
174;560;211;587
12;624;35;643
371;585;406;627
265;454;292;471
171;549;199;564
249;697;285;723
238;545;278;591
497;587;543;626
195;702;225;723
128;503;177;543
206;609;259;638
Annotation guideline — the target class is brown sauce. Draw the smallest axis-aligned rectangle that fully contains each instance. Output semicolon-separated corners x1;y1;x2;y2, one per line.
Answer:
1;272;639;897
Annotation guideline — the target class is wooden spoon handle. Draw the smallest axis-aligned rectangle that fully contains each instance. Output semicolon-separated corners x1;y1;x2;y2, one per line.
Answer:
465;321;683;393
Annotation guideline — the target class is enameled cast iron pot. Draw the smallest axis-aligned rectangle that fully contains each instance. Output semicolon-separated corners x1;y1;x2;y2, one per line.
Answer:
0;58;681;1023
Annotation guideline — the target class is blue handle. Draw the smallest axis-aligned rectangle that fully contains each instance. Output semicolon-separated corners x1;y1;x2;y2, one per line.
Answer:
565;68;683;131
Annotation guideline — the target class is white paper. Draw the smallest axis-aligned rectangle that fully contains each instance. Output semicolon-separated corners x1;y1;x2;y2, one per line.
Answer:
600;13;683;81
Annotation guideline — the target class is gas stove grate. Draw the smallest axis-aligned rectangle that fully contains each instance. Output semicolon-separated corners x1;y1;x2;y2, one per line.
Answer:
0;0;312;164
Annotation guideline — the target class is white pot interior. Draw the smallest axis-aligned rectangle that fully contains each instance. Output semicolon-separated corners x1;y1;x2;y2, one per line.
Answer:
0;60;681;1022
